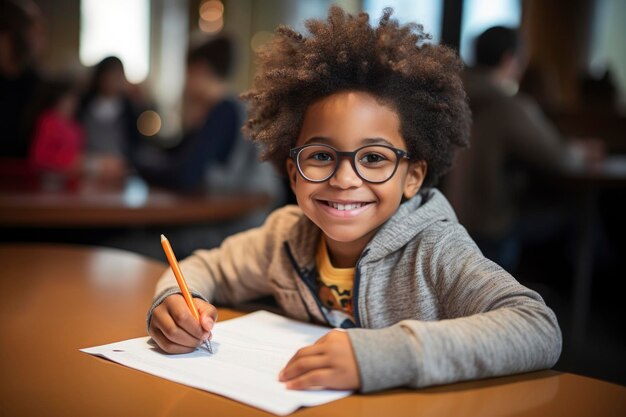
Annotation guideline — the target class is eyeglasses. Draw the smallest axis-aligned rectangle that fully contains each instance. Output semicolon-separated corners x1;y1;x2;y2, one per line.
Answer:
289;144;410;184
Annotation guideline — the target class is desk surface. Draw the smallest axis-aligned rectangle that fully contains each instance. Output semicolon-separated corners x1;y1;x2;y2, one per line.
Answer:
0;175;271;227
0;245;624;417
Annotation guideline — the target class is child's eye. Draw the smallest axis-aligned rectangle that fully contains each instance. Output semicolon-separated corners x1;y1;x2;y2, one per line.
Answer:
359;153;387;165
310;152;335;162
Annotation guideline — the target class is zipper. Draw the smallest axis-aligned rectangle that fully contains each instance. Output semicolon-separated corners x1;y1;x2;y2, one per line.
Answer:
284;241;371;328
352;248;370;328
283;242;330;324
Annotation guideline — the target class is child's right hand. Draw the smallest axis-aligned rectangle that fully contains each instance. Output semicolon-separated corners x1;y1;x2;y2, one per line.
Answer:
148;294;217;354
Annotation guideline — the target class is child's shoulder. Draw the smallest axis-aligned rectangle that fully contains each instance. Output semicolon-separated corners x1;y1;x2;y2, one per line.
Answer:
257;204;320;254
266;204;303;220
404;189;478;249
263;204;309;234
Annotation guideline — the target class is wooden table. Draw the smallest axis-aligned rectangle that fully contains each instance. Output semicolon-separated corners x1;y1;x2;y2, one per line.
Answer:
0;175;271;227
1;245;624;417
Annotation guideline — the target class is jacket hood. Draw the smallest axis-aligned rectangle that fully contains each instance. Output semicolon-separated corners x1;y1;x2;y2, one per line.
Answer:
284;188;457;267
362;188;457;262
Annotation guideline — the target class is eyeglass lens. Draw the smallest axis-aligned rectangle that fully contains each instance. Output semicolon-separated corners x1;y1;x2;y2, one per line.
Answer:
296;145;400;182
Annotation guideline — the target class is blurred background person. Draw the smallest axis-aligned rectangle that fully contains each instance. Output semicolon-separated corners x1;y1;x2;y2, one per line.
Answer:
0;0;45;161
28;77;84;176
518;63;561;114
443;26;602;272
137;35;282;200
137;36;239;190
79;56;141;180
132;35;283;257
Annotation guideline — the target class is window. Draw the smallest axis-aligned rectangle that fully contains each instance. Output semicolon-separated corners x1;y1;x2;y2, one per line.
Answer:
589;0;626;107
364;0;443;43
460;0;521;66
80;0;150;83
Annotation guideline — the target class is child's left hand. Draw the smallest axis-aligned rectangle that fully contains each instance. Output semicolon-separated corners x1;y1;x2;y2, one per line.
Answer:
278;330;361;390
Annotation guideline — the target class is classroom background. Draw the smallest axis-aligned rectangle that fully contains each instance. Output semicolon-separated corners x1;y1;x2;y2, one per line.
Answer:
1;0;625;389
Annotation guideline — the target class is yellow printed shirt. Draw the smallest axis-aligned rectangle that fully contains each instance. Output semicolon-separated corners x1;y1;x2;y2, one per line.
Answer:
315;237;356;328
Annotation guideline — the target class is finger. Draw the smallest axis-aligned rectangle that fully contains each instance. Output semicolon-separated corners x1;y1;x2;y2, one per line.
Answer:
279;355;330;382
196;300;218;332
282;344;325;370
150;327;196;354
148;303;176;340
165;296;209;341
285;369;335;390
157;306;204;348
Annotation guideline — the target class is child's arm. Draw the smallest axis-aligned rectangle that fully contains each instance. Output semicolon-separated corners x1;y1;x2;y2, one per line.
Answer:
345;223;562;392
146;206;303;347
276;223;561;392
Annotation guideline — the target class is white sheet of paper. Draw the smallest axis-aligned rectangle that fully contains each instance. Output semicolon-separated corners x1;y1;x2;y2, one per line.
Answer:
80;311;352;415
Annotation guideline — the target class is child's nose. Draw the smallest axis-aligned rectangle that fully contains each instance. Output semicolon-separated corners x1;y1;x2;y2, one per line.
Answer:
329;158;362;189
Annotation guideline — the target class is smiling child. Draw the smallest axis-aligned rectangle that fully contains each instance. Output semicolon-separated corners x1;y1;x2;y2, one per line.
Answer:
147;6;562;393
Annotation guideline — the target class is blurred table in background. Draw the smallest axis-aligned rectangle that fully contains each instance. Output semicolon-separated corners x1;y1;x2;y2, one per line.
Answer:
549;111;626;154
0;174;271;228
545;155;626;346
1;244;625;417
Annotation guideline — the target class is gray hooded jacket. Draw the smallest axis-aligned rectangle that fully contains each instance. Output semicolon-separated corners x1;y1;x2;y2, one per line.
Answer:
148;188;562;393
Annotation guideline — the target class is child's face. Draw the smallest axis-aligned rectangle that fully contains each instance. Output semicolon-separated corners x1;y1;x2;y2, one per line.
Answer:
287;91;426;251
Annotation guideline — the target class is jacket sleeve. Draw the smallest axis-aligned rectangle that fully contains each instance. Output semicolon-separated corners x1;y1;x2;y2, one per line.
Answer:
347;223;562;393
146;206;301;328
30;116;81;172
136;100;239;191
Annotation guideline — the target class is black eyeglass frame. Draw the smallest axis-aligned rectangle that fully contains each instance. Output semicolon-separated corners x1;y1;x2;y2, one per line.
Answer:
289;143;410;184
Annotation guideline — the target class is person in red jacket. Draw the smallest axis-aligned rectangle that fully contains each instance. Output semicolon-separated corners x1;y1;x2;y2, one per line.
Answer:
29;78;84;174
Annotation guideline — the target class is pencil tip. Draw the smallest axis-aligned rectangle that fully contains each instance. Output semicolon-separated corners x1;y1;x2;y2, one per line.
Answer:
160;234;166;241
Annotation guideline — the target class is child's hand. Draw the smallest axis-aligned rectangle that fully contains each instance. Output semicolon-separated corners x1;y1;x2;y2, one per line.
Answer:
278;330;361;390
148;294;217;354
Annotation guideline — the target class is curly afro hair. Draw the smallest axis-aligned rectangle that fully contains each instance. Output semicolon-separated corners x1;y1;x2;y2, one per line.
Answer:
241;6;471;187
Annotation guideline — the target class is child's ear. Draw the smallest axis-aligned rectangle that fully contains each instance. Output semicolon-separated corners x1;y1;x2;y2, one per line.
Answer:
286;158;298;193
403;160;427;199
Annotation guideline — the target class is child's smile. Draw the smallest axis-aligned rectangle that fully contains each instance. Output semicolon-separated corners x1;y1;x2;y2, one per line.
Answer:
316;198;374;217
287;91;426;267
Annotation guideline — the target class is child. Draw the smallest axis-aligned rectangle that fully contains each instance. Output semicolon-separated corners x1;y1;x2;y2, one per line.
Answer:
147;7;561;393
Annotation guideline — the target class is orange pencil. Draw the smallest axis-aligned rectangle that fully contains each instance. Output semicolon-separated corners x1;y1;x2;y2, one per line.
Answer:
160;234;213;353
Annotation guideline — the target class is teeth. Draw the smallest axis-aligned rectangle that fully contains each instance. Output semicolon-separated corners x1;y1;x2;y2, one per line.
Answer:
329;202;365;211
